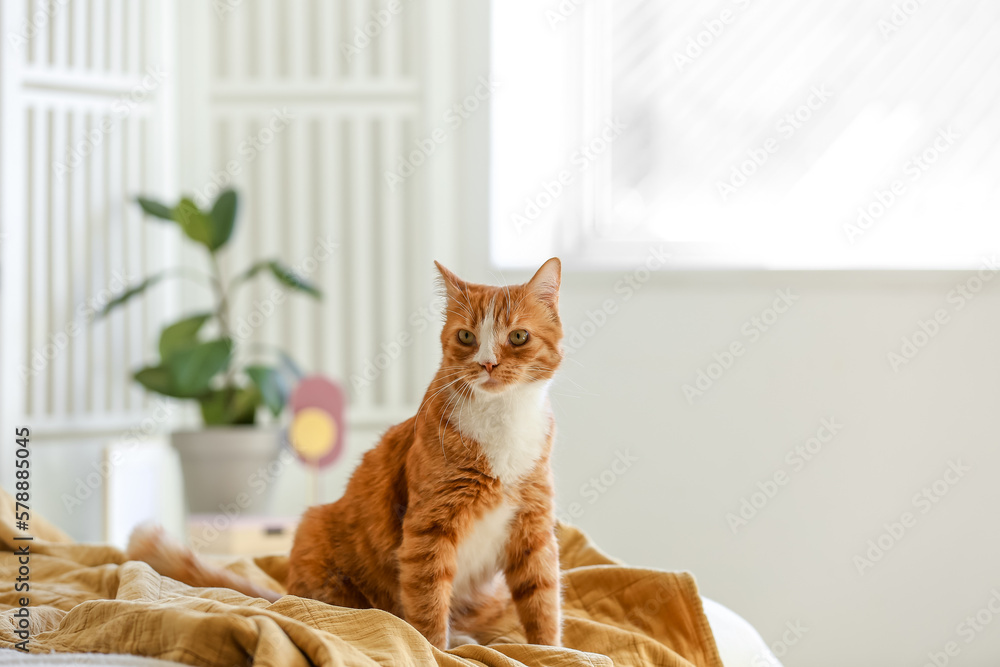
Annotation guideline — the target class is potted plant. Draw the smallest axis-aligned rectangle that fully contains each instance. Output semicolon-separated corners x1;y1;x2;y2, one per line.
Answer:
99;189;321;515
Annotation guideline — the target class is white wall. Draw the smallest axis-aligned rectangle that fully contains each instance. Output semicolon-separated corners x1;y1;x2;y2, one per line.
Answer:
546;271;1000;667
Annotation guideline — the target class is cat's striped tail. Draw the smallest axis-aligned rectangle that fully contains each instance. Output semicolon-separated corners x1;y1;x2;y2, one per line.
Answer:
126;523;282;602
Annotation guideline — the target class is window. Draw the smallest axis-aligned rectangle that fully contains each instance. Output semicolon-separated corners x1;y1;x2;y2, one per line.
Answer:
491;0;1000;269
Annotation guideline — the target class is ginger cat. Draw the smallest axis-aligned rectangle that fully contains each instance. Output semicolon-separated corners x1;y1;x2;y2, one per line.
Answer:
129;258;565;650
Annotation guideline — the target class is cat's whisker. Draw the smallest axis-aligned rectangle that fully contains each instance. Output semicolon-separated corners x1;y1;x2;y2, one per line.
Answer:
423;376;466;406
440;388;466;455
443;285;476;320
521;366;589;392
456;285;477;321
414;375;468;433
423;373;468;392
437;388;467;461
433;369;470;380
435;380;469;458
553;376;600;396
448;296;474;318
454;385;473;454
435;366;468;380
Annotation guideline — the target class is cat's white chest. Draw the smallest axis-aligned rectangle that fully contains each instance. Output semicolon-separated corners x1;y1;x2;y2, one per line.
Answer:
451;501;516;604
455;382;551;486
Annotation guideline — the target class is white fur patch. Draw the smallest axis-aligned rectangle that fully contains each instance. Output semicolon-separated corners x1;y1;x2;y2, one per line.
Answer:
452;501;516;604
455;381;550;486
473;302;498;367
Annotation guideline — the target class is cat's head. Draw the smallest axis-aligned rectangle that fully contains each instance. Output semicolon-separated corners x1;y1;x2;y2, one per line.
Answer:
434;258;563;395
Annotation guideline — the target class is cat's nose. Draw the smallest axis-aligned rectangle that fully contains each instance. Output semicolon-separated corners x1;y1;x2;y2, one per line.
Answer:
481;362;497;373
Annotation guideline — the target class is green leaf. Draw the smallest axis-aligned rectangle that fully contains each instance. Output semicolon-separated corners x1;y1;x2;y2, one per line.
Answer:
236;260;270;283
235;259;321;298
233;259;275;286
136;197;175;220
172;198;214;249
234;259;323;299
198;390;229;425
246;365;288;417
199;386;259;425
158;312;213;360
166;338;233;397
267;261;322;298
208;189;238;251
134;365;186;398
96;273;165;319
230;385;261;423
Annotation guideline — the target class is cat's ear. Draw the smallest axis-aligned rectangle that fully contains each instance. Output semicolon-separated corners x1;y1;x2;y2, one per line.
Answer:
434;261;468;301
527;257;561;308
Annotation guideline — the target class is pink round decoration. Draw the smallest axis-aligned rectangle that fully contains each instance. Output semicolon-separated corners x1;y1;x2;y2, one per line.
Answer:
287;375;346;468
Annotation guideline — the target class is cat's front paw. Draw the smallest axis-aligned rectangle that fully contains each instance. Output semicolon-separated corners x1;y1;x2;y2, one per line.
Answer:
526;628;562;647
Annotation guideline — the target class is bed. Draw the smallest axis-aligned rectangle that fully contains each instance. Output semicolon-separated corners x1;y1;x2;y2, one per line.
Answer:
0;490;775;666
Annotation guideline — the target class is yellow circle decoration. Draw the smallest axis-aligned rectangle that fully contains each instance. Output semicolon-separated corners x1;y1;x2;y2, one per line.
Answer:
290;407;337;460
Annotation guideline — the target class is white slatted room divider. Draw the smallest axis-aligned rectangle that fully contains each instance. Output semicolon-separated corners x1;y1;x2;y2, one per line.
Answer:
177;0;456;429
1;0;178;445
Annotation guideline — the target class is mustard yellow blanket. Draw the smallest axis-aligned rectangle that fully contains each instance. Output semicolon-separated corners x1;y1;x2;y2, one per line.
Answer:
0;490;721;666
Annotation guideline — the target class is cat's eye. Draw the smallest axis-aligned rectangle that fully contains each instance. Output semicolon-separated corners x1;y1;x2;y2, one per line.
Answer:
509;329;529;346
458;329;476;345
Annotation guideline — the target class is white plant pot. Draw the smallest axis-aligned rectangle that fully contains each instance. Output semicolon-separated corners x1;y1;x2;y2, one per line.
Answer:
171;427;281;516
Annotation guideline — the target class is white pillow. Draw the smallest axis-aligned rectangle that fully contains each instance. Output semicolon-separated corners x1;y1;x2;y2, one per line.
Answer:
702;597;784;667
